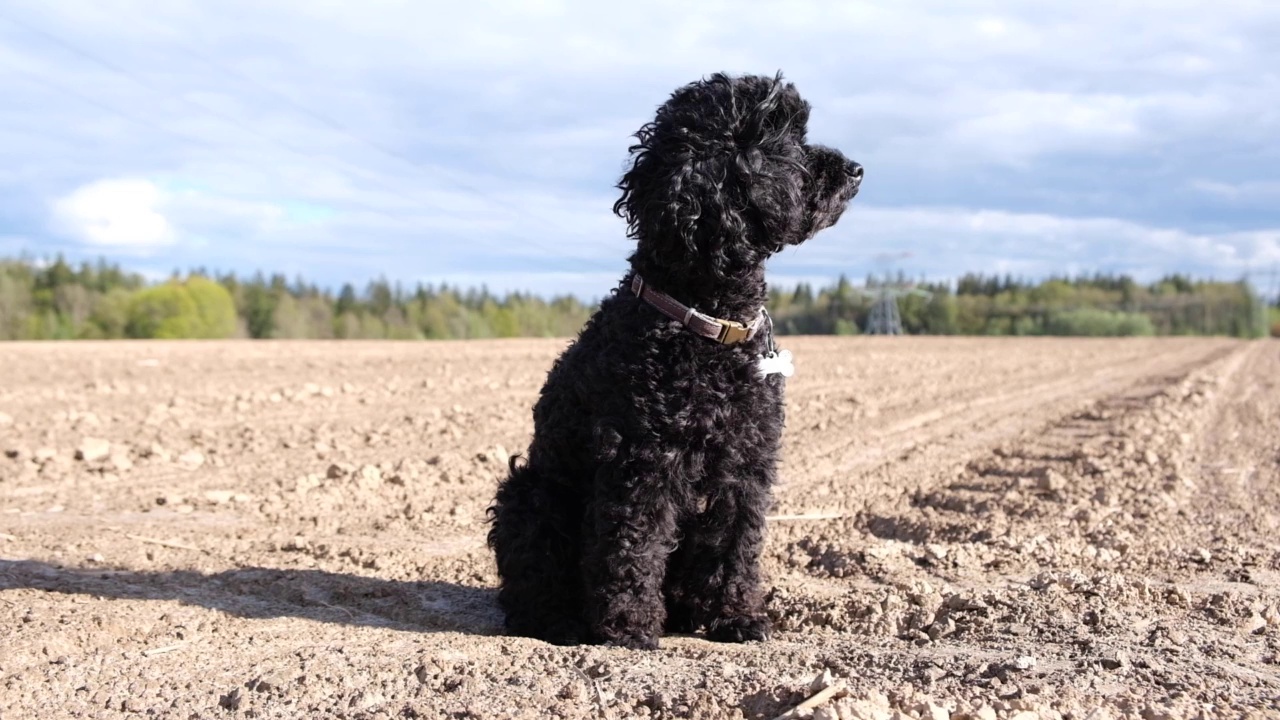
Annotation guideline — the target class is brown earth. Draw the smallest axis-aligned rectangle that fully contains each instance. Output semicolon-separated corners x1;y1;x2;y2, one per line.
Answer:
1;337;1278;720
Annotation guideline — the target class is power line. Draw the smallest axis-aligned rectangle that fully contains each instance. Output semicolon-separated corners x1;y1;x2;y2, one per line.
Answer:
7;69;421;256
134;26;624;275
157;39;617;270
0;12;438;219
1;11;334;161
6;64;219;152
130;26;533;221
0;9;620;273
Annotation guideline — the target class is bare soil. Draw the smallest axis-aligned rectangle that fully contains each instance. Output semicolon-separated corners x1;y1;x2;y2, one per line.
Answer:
1;338;1278;720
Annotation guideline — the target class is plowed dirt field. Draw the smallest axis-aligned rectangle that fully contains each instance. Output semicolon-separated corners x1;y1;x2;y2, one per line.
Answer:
2;338;1278;719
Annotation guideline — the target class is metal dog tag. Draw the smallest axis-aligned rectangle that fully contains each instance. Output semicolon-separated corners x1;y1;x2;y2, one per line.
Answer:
757;348;795;378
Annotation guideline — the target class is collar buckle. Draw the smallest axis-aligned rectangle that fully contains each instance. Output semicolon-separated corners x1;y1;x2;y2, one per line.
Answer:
714;318;753;345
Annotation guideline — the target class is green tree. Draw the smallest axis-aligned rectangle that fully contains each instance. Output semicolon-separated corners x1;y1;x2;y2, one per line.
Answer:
186;277;239;338
335;284;357;317
242;279;278;339
0;270;33;340
86;288;132;339
127;283;200;338
1044;309;1155;337
272;294;313;339
126;277;237;339
53;284;93;334
923;291;958;334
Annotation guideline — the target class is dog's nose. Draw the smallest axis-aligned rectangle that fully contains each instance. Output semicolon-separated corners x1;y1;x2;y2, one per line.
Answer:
847;161;864;182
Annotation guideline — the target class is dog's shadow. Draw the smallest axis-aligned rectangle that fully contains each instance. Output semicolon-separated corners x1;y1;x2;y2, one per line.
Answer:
0;559;502;636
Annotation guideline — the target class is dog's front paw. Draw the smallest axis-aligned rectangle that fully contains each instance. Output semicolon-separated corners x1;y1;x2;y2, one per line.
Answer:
706;615;771;644
600;632;660;651
664;603;697;634
540;620;589;647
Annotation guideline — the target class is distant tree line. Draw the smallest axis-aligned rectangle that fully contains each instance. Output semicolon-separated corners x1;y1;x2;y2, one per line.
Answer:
0;257;1274;341
0;257;591;341
769;272;1275;339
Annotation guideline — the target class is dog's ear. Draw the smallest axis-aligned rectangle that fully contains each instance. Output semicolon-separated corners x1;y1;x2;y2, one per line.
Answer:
733;72;810;152
733;74;810;242
614;73;809;271
612;116;710;260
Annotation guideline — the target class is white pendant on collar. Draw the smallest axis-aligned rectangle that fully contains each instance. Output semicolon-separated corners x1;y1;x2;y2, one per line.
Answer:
757;348;794;378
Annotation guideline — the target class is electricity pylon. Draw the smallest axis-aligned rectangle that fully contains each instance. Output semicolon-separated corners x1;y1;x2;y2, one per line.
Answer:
857;275;932;335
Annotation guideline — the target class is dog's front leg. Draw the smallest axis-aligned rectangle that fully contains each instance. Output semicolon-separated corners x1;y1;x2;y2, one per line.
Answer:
667;477;773;644
702;482;772;643
581;461;679;650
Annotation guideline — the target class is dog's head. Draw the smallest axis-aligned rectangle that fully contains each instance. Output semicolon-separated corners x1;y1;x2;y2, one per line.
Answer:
616;72;861;283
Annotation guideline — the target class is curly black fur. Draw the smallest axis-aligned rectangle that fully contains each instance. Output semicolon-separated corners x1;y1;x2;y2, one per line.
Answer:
487;72;862;649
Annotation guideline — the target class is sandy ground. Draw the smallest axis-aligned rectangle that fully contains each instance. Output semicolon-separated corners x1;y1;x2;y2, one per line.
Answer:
1;337;1277;720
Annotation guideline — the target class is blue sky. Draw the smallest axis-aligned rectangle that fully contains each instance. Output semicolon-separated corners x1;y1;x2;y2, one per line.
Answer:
2;0;1278;299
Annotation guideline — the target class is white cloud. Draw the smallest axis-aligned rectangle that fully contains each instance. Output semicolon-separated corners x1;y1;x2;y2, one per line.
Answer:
1191;180;1280;204
776;205;1280;283
51;178;174;249
946;92;1142;164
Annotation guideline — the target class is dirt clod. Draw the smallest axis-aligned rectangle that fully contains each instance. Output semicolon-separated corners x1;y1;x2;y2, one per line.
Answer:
177;450;206;469
75;437;111;462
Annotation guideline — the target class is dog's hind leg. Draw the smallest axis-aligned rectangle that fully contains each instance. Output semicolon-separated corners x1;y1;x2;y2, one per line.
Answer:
487;459;586;645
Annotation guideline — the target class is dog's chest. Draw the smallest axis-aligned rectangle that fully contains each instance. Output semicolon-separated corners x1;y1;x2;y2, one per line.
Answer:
660;355;783;442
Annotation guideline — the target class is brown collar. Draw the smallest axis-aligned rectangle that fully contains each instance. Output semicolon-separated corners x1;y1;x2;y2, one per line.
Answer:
630;274;764;345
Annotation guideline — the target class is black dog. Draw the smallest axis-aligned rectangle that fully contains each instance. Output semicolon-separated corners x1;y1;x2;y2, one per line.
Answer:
487;72;861;649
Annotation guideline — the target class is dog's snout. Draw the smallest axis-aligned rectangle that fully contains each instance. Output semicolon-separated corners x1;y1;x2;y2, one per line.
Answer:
847;161;864;182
